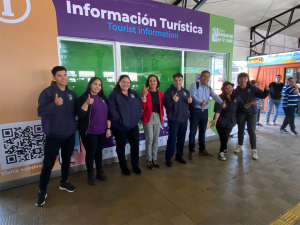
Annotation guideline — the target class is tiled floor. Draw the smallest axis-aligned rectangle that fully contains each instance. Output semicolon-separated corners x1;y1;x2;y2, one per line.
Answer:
1;114;300;225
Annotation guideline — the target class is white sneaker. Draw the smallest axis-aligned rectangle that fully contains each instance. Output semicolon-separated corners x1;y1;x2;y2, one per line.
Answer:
219;152;226;161
234;145;243;153
265;121;270;125
291;131;298;136
252;149;258;160
271;121;276;125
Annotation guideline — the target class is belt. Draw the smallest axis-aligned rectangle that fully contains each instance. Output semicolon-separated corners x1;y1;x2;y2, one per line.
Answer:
194;108;208;112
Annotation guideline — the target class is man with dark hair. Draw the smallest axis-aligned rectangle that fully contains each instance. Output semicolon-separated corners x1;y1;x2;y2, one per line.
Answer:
164;73;193;167
280;77;299;136
35;66;77;206
188;70;226;160
265;75;284;125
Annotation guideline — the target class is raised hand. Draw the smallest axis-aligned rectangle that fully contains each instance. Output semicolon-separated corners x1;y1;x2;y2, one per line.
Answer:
85;94;94;105
221;100;226;108
54;94;63;106
187;95;192;103
173;93;179;102
210;120;217;128
200;100;206;108
142;85;149;100
265;85;270;91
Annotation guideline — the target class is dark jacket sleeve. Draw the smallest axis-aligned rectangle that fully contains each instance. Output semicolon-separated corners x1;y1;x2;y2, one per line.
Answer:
254;86;269;99
163;88;174;109
214;102;222;114
76;95;89;119
37;89;57;116
108;91;121;122
237;96;245;111
136;92;143;119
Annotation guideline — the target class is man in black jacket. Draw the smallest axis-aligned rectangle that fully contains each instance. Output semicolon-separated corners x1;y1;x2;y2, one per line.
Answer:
35;66;77;207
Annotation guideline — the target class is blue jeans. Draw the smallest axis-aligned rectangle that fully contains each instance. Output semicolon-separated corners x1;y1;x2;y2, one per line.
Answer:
188;109;208;152
165;120;188;160
266;99;281;122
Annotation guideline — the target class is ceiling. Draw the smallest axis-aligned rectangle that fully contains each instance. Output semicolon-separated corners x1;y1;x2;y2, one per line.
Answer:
152;0;300;38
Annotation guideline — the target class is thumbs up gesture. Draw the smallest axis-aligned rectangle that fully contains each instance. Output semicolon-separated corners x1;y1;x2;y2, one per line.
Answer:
173;93;179;102
221;100;226;108
54;94;63;106
142;85;149;100
85;94;94;105
187;94;193;103
200;100;206;108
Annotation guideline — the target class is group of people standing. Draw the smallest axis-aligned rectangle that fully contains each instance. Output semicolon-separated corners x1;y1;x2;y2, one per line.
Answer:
35;66;298;206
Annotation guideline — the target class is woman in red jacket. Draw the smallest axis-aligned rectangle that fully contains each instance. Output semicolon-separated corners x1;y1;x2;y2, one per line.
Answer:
141;75;164;169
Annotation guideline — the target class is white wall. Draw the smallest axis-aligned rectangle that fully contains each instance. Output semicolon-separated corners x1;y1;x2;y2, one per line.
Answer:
233;25;299;61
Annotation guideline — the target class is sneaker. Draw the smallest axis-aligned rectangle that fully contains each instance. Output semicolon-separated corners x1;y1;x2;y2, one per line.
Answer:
252;149;258;160
35;190;47;206
87;172;97;186
133;167;141;175
175;156;187;164
234;145;243;153
280;128;289;134
59;180;76;192
96;170;109;182
265;121;270;125
166;160;173;167
271;121;276;125
291;131;298;136
121;167;131;176
219;152;226;161
223;150;228;154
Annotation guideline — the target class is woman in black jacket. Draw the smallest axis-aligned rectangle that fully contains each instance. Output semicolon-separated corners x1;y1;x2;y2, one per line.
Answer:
210;82;255;161
234;73;269;160
77;77;111;186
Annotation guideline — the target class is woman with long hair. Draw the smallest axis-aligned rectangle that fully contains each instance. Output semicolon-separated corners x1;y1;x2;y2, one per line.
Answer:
141;75;164;169
234;73;269;160
108;75;142;175
210;82;254;161
77;77;111;186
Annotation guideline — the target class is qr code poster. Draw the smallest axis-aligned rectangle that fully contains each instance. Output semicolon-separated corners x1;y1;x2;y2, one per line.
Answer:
0;120;45;171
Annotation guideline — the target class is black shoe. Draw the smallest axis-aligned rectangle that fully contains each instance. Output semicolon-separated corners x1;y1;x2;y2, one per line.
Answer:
175;157;187;164
96;170;109;182
87;172;97;186
35;190;47;207
59;180;76;192
147;161;154;170
121;167;131;176
166;160;173;167
152;160;161;168
133;167;141;174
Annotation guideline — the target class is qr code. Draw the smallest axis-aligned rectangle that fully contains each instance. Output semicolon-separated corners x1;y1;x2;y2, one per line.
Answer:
0;121;45;170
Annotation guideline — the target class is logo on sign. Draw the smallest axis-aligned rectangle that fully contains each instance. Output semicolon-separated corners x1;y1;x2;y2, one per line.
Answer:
0;0;31;24
211;27;233;43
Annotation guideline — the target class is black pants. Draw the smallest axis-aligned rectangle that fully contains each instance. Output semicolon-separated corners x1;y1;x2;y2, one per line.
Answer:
216;124;233;152
81;132;106;173
257;109;260;123
281;106;296;132
39;134;75;191
111;125;140;169
237;113;257;149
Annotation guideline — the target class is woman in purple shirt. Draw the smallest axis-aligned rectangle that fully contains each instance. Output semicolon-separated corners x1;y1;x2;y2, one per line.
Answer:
77;77;111;186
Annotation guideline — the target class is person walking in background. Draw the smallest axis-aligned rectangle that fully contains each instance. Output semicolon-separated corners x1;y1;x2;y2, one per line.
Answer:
280;77;299;136
141;75;164;169
234;72;269;160
36;66;77;206
108;75;142;175
265;75;284;125
163;73;192;167
210;82;255;161
77;77;111;186
188;70;226;160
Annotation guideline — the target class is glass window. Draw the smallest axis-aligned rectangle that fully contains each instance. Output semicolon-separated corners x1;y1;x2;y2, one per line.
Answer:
59;40;115;97
120;45;182;94
184;51;229;94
